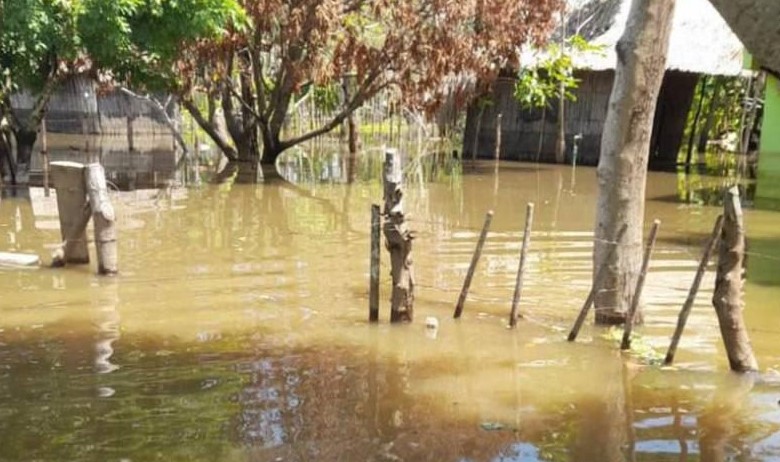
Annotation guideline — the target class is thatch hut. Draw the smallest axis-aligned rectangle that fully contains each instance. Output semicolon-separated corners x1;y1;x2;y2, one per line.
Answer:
11;75;176;137
463;0;746;170
9;75;180;184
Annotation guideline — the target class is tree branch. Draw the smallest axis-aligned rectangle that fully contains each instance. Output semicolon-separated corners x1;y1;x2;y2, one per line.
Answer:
119;87;190;155
1;92;20;132
279;79;386;151
25;75;60;132
181;98;238;161
225;77;266;123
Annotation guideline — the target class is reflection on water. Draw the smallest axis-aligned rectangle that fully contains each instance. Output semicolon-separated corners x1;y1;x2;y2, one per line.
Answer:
1;158;780;461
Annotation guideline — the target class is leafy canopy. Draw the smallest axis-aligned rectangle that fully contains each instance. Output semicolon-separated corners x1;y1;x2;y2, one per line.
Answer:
179;0;564;161
0;0;82;94
79;0;244;91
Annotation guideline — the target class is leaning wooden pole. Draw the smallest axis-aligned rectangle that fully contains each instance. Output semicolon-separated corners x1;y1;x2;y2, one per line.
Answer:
369;204;381;323
664;215;724;365
568;224;628;342
621;220;661;350
85;163;118;275
712;186;758;372
453;210;494;319
50;161;90;266
509;203;535;328
382;149;414;323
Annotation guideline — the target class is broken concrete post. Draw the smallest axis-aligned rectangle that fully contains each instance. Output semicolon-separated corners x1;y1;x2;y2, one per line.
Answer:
50;161;90;265
85;163;118;275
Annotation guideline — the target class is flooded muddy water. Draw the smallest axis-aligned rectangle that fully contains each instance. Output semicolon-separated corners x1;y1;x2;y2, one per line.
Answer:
1;158;779;461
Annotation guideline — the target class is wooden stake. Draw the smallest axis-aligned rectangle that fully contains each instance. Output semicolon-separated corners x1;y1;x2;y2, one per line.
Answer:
41;118;50;197
85;163;118;275
620;220;661;350
472;106;484;164
664;215;724;365
509;203;535;328
568;224;628;342
453;210;494;319
495;113;503;161
126;116;135;152
712;186;758;372
50;161;90;265
369;204;381;323
382;149;414;322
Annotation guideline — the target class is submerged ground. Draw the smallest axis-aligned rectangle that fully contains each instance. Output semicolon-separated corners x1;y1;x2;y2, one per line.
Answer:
1;158;779;461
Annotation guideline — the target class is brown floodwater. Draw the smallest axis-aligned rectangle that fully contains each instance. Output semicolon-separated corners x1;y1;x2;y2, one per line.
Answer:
1;156;779;461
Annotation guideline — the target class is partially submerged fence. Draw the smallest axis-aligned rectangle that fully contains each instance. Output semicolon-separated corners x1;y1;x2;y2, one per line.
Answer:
368;150;758;373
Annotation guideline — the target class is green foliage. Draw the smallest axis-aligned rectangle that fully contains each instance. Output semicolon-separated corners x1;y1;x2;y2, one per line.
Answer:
513;34;603;110
79;0;244;91
602;327;665;365
681;75;749;151
0;0;241;124
311;84;341;112
0;0;81;94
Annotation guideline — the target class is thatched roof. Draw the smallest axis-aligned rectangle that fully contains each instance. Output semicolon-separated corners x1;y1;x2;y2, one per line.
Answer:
543;0;746;76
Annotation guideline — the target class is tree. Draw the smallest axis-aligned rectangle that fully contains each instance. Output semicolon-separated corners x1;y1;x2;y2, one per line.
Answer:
0;0;83;184
592;0;676;324
78;0;243;156
707;0;780;76
179;0;562;168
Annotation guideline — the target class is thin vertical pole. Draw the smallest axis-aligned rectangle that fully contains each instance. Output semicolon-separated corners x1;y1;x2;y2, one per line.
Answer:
509;203;535;328
453;211;494;319
41;117;50;197
568;224;628;341
621;219;661;350
664;215;724;365
369;204;381;323
495;113;503;161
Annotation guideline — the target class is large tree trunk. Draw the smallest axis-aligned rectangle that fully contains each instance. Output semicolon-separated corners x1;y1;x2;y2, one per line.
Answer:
235;131;261;163
593;0;676;325
708;0;780;76
237;61;261;165
261;132;283;166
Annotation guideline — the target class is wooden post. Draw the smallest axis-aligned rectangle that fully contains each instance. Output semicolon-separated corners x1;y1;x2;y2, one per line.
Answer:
126;116;135;152
568;224;628;342
494;113;502;161
621;220;661;350
50;161;90;265
382;149;414;323
85;163;118;275
509;203;535;328
369;204;381;323
472;107;484;164
664;215;724;365
41;118;50;197
712;186;758;372
453;210;494;319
